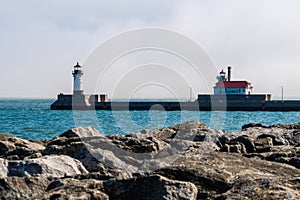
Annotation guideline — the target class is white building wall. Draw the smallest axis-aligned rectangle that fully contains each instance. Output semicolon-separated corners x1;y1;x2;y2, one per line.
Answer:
73;74;83;91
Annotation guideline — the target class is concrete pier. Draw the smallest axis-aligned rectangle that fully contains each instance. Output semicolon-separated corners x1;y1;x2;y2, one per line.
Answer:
50;93;300;111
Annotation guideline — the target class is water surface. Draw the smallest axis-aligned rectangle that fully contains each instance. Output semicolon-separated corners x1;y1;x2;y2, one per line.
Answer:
1;99;300;140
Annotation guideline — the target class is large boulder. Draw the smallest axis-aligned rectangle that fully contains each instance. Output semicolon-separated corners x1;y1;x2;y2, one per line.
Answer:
0;133;45;160
265;146;300;169
0;158;8;178
237;125;300;168
40;178;109;200
0;176;50;199
106;134;166;153
216;124;300;170
242;125;299;146
155;151;300;199
43;127;136;178
0;155;87;178
58;126;102;138
103;175;198;200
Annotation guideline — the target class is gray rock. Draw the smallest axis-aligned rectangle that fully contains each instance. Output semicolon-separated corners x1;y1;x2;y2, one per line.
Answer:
242;123;268;130
103;175;198;200
43;123;210;174
43;127;137;178
255;137;273;153
0;158;8;178
58;126;102;138
265;147;300;169
41;178;109;200
1;121;300;199
0;155;88;178
0;176;50;199
156;151;300;199
106;134;167;153
231;135;256;153
0;133;45;159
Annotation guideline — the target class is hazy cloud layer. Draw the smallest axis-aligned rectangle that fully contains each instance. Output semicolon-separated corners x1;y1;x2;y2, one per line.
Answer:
1;0;299;98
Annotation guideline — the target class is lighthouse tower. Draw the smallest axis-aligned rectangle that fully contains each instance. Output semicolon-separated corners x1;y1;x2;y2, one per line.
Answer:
72;62;83;95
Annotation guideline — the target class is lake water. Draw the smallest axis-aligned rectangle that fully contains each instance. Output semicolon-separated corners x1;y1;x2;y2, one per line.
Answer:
1;99;300;140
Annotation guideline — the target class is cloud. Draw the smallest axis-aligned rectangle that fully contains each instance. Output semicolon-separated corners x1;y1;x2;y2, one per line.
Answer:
168;0;300;98
0;0;300;98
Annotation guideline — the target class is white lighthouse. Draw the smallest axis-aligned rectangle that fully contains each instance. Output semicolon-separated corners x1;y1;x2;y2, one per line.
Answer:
72;62;83;95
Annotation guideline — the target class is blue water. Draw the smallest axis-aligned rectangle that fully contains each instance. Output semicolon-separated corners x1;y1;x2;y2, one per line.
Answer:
1;99;300;140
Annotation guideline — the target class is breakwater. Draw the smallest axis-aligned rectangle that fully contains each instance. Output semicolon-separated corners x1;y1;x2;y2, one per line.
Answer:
51;93;300;111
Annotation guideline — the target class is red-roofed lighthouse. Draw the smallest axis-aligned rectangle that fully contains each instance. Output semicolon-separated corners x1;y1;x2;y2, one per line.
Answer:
214;66;253;95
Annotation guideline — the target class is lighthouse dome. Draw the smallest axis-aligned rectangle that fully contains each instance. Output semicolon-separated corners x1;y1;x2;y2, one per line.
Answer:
74;62;82;68
220;69;226;74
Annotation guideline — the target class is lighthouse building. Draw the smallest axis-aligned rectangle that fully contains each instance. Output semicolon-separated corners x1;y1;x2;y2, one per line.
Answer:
72;62;84;95
213;67;253;95
50;62;108;110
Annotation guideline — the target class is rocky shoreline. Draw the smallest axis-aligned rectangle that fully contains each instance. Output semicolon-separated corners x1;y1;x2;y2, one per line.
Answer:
0;121;300;199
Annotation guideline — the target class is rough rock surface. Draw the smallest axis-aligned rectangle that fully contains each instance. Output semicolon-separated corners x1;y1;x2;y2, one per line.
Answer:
0;155;88;179
103;175;198;200
0;120;300;199
221;123;300;169
0;133;45;160
39;178;109;200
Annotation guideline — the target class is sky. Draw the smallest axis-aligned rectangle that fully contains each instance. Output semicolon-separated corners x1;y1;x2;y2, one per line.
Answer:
1;0;300;99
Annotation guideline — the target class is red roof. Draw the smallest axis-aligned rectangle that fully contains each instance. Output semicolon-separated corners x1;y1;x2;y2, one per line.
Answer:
214;81;252;89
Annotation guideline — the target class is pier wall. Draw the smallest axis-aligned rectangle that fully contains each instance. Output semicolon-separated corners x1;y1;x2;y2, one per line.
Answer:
197;94;270;111
265;101;300;111
51;93;300;111
50;93;108;110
